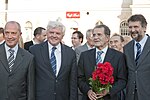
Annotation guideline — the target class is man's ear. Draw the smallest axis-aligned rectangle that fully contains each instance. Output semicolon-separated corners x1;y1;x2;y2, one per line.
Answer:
36;34;40;39
144;26;147;33
107;36;110;42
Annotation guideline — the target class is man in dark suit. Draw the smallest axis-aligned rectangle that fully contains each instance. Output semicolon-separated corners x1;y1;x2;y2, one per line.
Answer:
24;27;46;51
78;25;127;100
24;40;33;50
124;14;150;100
29;21;78;100
0;21;35;100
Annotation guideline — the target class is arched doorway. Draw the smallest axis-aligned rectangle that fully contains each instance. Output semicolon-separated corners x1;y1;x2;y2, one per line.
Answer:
25;21;32;42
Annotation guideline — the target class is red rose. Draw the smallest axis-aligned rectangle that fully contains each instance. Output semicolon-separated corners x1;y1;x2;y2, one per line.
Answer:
95;68;102;74
101;66;109;74
101;75;110;84
98;73;104;79
97;63;104;69
89;62;114;94
92;71;97;80
104;62;112;68
109;77;114;84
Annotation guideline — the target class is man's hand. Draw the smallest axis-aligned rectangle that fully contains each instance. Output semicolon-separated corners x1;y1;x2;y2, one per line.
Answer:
96;89;109;99
87;89;97;100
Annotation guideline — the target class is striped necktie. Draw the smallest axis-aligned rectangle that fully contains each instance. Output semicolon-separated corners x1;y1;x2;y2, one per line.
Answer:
8;49;15;72
96;51;103;65
50;47;57;75
135;43;141;65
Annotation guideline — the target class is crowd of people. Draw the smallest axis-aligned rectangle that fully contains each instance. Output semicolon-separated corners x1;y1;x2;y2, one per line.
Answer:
0;14;149;100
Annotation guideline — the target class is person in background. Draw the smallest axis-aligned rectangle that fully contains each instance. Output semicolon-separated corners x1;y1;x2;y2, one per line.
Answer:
124;14;150;100
18;35;24;48
0;21;35;100
29;21;78;100
71;30;84;50
75;29;94;62
24;27;46;51
109;33;124;52
78;24;127;100
0;27;5;44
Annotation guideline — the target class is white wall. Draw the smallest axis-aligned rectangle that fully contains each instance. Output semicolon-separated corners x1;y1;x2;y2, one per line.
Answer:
1;0;124;46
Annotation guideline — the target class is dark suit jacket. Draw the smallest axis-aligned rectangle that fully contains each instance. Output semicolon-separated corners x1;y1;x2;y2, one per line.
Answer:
24;40;33;51
124;37;150;100
78;48;127;100
29;41;78;100
0;43;35;100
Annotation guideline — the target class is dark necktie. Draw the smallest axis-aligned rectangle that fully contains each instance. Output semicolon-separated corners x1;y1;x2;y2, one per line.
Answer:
96;51;103;65
8;49;15;72
135;43;141;65
50;47;57;75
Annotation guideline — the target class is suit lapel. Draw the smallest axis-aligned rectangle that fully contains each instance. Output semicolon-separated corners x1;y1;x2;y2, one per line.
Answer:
104;48;114;63
137;37;150;67
0;44;10;72
88;49;96;69
128;41;136;66
41;42;56;77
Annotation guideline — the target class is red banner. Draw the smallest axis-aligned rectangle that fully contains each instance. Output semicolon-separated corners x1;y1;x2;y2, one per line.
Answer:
66;12;80;18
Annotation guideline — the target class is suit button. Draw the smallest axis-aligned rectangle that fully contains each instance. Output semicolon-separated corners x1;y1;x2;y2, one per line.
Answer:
135;71;137;73
56;80;58;82
54;93;56;95
134;81;136;84
132;92;134;94
135;86;137;90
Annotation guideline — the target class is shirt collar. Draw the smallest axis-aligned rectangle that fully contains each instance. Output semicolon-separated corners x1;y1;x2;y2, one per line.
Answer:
134;34;148;46
48;42;61;52
5;43;19;54
96;46;108;54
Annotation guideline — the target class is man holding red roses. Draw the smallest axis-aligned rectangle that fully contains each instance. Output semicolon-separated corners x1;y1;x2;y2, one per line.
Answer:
78;24;127;100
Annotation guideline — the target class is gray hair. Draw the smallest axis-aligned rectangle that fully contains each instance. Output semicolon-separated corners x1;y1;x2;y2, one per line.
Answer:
86;29;93;38
47;21;66;35
5;21;21;32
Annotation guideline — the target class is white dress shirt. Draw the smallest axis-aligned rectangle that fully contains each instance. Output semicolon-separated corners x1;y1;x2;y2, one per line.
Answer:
48;42;61;76
96;46;108;63
5;43;18;60
134;34;148;59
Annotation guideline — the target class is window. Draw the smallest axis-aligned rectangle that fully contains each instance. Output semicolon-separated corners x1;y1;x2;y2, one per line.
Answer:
25;21;33;42
120;21;129;36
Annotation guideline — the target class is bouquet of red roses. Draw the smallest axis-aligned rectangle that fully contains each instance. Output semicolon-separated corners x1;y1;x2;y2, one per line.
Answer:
89;62;114;99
